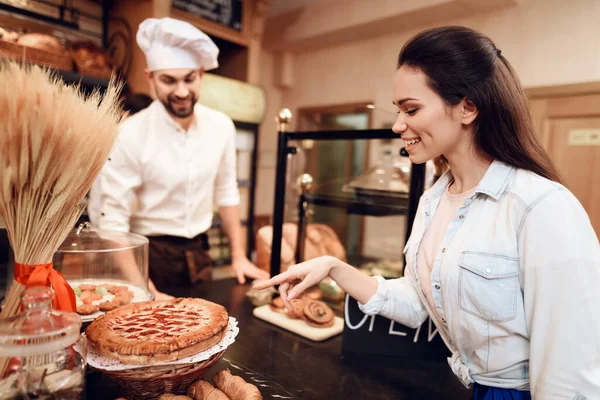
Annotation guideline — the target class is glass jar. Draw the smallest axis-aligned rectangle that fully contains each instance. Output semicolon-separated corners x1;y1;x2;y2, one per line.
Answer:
0;286;85;399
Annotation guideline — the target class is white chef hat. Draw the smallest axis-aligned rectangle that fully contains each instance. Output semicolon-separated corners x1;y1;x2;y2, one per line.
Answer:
136;17;219;72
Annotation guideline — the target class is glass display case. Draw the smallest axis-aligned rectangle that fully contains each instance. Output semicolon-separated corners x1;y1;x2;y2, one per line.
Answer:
269;111;426;278
268;110;448;362
52;223;152;322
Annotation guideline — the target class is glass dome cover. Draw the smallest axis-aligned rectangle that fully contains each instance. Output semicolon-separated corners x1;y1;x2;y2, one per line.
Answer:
344;149;412;197
0;287;86;399
57;222;148;253
53;223;152;322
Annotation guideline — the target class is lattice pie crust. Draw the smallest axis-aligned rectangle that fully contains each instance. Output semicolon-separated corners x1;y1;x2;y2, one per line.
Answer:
85;298;229;364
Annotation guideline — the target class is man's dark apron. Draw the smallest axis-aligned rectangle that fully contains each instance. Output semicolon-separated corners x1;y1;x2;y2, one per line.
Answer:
147;233;212;292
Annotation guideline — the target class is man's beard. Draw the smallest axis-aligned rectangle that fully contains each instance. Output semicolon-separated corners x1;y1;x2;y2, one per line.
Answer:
162;93;198;118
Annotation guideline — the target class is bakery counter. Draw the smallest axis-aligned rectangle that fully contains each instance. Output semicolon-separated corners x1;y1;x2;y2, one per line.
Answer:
85;278;471;399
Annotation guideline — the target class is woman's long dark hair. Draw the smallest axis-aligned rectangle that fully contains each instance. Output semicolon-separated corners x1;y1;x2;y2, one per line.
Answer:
398;26;561;182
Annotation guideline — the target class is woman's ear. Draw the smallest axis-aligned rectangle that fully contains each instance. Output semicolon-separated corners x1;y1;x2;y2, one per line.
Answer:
461;98;479;126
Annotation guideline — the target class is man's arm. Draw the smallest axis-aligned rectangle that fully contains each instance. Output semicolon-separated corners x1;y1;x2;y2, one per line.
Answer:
218;205;268;284
213;118;268;284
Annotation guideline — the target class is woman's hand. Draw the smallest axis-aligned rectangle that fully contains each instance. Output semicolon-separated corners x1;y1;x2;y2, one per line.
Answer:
253;256;338;310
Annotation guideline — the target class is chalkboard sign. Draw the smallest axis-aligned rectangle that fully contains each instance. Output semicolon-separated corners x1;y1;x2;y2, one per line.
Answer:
342;294;450;361
172;0;243;32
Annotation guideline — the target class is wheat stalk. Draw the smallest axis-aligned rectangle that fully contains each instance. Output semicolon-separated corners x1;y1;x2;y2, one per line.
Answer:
0;61;121;374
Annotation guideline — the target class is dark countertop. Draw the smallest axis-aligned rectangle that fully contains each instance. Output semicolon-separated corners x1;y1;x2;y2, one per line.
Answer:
86;278;471;400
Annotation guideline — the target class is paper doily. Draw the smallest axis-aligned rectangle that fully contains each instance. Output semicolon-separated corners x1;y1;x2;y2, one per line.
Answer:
80;317;238;371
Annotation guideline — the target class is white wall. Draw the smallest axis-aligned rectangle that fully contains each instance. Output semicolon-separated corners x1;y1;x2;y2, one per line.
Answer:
257;0;600;258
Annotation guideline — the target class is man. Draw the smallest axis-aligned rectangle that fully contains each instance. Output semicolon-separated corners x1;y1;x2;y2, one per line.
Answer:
94;17;268;297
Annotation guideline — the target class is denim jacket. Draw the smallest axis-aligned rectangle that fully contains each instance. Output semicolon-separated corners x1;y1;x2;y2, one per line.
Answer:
359;161;600;399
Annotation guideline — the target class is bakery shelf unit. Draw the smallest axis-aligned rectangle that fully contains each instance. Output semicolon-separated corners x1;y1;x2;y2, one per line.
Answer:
0;1;130;90
269;110;426;278
0;0;111;45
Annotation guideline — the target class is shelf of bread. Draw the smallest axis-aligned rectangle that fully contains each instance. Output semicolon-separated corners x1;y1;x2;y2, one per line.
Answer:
0;25;114;79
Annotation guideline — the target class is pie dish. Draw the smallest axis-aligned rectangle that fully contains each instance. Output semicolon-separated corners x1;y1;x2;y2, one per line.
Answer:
85;298;229;364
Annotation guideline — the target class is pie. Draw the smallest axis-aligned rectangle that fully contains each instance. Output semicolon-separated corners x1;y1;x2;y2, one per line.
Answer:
85;298;229;364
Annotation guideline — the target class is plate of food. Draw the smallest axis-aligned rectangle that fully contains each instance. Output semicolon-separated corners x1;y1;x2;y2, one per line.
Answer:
253;297;344;342
69;279;153;322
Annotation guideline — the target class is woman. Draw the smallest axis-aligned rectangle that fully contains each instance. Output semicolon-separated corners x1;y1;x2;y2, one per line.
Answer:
255;26;600;399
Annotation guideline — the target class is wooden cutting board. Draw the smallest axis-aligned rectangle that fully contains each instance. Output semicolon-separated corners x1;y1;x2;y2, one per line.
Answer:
252;304;344;342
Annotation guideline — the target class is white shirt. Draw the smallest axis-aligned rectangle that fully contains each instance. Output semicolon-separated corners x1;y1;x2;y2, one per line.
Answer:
359;161;600;398
92;100;239;238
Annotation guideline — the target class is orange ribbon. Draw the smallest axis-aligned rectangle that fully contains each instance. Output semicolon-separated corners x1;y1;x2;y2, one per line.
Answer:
14;262;76;312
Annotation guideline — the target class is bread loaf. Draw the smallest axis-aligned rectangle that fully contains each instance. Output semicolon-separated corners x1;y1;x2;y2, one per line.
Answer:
17;33;66;54
70;41;111;70
255;223;346;273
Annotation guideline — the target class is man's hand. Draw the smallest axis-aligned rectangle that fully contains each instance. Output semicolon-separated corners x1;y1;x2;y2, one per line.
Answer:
232;256;269;285
153;290;174;300
149;279;174;300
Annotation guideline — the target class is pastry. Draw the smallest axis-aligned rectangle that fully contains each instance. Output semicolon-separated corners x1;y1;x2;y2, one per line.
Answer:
79;284;97;292
213;369;262;400
288;299;307;320
77;304;99;315
306;317;335;328
187;380;228;400
72;283;134;315
98;298;120;312
255;223;347;273
268;297;335;328
86;298;228;364
269;296;284;313
303;300;334;325
300;287;322;300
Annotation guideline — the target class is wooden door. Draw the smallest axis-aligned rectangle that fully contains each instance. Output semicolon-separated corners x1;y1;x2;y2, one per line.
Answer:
529;90;600;237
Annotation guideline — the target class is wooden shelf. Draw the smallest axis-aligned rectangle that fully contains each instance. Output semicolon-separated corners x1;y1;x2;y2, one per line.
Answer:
170;8;249;48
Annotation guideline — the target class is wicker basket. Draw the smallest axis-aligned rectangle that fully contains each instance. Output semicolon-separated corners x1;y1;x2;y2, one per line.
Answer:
98;349;226;399
0;39;73;71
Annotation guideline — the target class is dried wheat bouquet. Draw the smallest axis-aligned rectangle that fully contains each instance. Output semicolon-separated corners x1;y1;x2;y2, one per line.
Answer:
0;61;121;318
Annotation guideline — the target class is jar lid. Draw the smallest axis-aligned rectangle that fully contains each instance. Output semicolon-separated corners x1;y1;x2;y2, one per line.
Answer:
0;287;81;357
57;222;148;253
